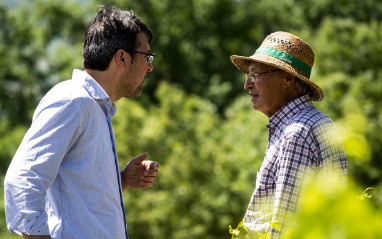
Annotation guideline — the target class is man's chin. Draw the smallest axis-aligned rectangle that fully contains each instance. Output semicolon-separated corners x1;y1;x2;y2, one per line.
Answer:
130;89;142;98
124;91;142;99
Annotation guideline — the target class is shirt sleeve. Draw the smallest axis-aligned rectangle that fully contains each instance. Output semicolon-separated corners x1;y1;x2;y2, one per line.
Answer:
313;119;348;181
4;98;83;235
270;134;313;238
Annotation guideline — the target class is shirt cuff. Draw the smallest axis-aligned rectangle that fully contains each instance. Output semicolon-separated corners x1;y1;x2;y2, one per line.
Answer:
8;211;50;236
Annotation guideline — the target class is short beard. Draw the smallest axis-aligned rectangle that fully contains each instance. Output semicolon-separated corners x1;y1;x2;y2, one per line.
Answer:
118;72;142;99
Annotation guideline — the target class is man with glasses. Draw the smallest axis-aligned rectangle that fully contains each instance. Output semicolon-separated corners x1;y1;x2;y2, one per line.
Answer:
230;32;347;238
5;5;159;239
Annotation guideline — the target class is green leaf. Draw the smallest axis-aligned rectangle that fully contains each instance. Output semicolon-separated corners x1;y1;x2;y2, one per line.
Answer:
358;187;375;201
269;221;282;230
258;232;266;239
239;220;249;232
229;225;234;234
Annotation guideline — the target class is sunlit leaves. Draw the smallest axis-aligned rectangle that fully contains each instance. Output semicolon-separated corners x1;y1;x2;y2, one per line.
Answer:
229;219;248;239
358;187;375;201
289;179;382;239
2;0;382;238
112;82;267;239
0;0;87;126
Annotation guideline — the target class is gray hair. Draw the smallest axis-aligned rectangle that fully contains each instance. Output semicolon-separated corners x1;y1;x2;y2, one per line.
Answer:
295;78;313;97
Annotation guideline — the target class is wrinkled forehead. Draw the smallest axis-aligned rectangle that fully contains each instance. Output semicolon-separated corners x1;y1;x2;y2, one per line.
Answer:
248;62;278;73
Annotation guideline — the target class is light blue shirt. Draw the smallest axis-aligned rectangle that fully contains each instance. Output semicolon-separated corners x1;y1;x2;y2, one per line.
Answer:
4;70;128;238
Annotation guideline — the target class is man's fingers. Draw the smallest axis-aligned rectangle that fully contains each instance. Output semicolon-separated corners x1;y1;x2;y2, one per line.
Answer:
141;175;157;182
141;180;154;188
143;160;160;170
140;173;157;188
151;161;160;170
129;152;149;165
143;169;159;177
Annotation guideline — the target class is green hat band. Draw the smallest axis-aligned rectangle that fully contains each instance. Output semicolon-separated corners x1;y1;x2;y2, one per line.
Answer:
255;46;312;77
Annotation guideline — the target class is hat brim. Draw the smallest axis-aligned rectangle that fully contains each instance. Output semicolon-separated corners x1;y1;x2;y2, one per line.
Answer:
230;54;324;102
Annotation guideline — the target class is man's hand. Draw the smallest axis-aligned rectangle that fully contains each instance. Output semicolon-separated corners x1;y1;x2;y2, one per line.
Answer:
120;152;160;191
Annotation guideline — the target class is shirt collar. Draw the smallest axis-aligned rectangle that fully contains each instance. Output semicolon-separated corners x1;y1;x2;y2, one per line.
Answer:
72;69;116;116
267;95;313;130
72;69;109;100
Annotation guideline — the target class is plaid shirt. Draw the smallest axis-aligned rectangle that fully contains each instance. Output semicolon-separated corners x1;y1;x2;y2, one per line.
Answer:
244;95;347;238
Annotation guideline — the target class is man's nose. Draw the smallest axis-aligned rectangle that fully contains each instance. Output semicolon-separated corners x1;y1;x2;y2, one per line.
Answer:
244;77;253;90
147;62;153;72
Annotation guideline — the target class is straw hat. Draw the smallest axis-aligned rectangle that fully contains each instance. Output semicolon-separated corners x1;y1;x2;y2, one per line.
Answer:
230;31;324;101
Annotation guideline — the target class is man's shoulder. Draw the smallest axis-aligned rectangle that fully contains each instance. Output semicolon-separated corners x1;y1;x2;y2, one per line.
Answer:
284;107;334;138
47;79;90;99
35;80;97;117
292;107;331;126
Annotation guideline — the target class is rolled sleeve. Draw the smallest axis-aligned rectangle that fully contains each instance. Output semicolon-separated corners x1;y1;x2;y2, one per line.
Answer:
4;98;82;235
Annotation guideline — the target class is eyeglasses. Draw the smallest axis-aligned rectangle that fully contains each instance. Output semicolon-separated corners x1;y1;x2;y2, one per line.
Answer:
246;69;281;84
123;49;155;64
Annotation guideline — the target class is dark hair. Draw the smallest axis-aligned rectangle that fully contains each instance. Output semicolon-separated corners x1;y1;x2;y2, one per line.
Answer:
82;5;153;71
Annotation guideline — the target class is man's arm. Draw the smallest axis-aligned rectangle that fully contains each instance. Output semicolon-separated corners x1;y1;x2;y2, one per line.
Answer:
120;152;160;191
4;99;83;235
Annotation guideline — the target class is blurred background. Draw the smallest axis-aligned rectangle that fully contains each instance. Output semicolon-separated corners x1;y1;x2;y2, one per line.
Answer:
1;0;382;238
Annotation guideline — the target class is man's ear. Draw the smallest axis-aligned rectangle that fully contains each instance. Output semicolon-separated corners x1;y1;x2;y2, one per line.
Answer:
115;49;130;69
285;73;296;87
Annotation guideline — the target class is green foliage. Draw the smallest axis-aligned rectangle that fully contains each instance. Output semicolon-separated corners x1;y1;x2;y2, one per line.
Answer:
0;0;86;127
1;0;382;238
0;122;26;174
112;82;266;239
289;179;382;239
229;219;248;239
358;187;374;201
231;182;382;239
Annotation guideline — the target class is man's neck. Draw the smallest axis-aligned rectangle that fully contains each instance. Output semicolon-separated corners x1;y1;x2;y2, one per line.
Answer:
84;68;117;102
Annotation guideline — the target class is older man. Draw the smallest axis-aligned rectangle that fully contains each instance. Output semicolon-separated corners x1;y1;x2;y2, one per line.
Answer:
230;32;347;238
5;5;159;239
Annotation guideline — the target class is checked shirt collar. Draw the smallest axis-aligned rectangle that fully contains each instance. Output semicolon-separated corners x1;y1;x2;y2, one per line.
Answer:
266;95;313;134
